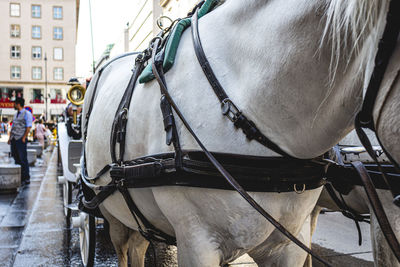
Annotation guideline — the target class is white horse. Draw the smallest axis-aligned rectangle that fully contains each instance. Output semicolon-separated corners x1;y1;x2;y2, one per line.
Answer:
83;0;399;266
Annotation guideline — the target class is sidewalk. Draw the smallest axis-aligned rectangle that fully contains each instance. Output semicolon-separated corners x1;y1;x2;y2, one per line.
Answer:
0;138;49;267
2;145;118;267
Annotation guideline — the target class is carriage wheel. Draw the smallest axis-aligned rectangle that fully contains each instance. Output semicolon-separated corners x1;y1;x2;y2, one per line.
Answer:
79;212;96;267
63;180;72;221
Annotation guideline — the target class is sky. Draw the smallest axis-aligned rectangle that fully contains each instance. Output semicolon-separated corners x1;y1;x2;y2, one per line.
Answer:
76;0;137;78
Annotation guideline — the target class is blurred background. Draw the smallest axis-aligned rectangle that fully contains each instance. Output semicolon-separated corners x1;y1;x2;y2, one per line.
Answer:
0;0;199;122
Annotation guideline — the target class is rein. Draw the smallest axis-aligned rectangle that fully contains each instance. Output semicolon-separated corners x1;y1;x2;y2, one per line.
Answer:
352;161;400;261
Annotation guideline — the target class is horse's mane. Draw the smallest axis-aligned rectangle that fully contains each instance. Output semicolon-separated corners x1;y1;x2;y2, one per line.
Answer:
321;0;389;89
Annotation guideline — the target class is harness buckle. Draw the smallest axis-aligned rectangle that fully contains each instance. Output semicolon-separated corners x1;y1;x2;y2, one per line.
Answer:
120;108;128;121
110;165;125;180
135;53;145;63
149;36;163;51
110;166;126;189
117;179;125;188
221;98;241;122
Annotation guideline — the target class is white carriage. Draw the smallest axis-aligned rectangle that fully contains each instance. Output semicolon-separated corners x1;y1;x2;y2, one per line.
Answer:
57;81;97;267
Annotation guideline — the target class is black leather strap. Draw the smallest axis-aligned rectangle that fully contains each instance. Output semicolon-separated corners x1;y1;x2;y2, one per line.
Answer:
110;54;147;164
84;52;140;140
118;186;176;245
190;9;292;158
151;31;331;267
357;0;400;128
326;162;400;190
351;161;400;262
325;183;369;246
154;49;183;169
160;95;175;145
355;118;400;206
82;189;115;210
325;183;370;223
84;69;103;140
354;0;400;207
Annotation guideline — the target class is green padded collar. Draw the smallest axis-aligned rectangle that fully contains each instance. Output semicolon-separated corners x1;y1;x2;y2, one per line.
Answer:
138;0;219;84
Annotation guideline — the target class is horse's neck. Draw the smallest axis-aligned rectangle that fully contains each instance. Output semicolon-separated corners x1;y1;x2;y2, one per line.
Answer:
197;0;370;158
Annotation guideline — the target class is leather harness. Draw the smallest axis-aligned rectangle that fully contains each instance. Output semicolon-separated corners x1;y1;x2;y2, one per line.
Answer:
351;0;400;261
80;1;400;265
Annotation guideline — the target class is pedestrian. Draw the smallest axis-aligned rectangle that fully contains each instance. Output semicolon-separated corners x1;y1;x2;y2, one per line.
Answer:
8;97;33;185
35;119;46;147
0;118;8;136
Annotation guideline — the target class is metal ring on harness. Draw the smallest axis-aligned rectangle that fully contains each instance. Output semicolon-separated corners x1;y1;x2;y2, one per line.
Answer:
221;98;242;122
293;184;306;194
122;108;129;119
156;16;173;31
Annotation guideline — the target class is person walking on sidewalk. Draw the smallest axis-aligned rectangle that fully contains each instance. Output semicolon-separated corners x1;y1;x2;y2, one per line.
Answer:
8;97;33;185
35;119;46;147
0;118;8;137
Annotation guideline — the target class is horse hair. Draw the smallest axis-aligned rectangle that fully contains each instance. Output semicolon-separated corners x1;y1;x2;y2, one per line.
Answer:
321;0;389;89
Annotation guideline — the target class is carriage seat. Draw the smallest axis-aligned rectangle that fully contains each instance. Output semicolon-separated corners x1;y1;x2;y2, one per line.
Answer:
138;0;217;84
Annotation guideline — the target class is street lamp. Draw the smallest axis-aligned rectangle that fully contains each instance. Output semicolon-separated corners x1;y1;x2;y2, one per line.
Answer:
44;53;48;121
89;0;95;74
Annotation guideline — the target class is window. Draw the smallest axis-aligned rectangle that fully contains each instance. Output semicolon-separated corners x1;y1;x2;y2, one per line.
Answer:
1;88;23;105
53;6;62;19
53;27;63;40
10;3;20;17
32;46;42;59
54;67;63;80
31;5;41;18
50;88;65;103
32;26;41;39
10;45;21;59
31;88;44;103
53;47;63;60
10;25;20;38
11;66;21;79
32;67;42;80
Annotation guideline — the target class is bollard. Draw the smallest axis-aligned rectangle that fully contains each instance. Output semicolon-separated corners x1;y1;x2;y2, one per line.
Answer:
27;142;43;158
27;149;37;166
0;164;21;192
58;175;66;184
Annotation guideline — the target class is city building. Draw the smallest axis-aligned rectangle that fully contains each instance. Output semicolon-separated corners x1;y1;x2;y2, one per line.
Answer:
0;0;79;121
161;0;200;20
110;0;199;57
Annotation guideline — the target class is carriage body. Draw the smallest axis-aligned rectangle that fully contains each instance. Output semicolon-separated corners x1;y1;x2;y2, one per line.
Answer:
58;121;82;183
56;80;98;267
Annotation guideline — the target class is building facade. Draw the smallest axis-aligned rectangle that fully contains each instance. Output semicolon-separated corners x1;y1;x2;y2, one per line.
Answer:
160;0;200;20
110;0;199;58
0;0;79;121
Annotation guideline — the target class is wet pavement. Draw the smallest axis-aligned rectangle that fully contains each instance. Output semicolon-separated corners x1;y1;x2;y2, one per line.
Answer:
0;140;118;267
0;137;374;266
0;140;47;266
